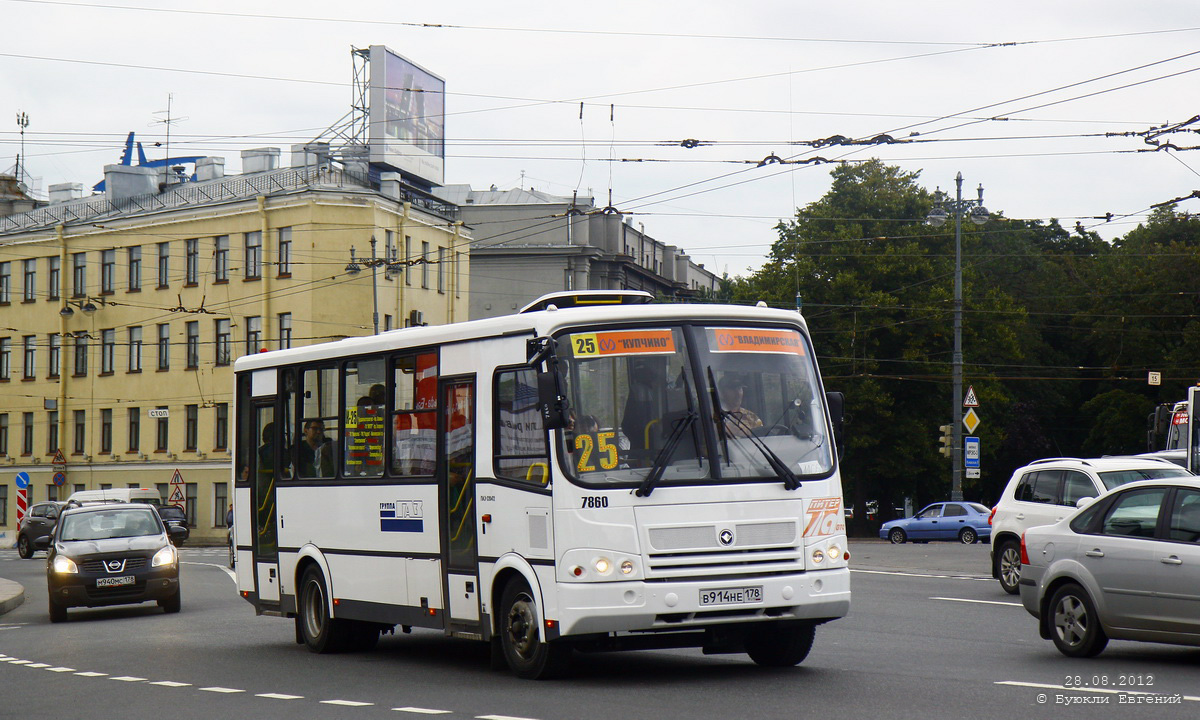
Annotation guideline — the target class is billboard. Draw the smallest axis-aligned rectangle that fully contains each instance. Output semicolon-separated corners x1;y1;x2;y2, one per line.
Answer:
368;45;445;186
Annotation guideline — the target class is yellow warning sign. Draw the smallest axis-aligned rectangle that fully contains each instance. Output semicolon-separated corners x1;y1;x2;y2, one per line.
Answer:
963;408;981;434
167;486;185;504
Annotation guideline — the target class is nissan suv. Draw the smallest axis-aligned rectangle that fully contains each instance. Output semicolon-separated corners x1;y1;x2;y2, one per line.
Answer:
990;456;1191;594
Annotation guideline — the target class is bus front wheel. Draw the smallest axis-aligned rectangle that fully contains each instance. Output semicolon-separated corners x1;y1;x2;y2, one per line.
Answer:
745;621;815;667
499;579;570;679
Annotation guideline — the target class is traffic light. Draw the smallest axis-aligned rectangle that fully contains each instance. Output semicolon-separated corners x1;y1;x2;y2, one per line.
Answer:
938;424;953;457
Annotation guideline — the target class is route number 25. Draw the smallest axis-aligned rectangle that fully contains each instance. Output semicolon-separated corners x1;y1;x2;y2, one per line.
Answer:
575;432;619;472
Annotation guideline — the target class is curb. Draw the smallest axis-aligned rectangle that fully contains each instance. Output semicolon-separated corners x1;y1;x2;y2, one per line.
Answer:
0;578;25;617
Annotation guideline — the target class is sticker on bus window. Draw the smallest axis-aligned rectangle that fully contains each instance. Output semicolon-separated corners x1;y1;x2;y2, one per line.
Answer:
710;328;805;355
569;330;675;358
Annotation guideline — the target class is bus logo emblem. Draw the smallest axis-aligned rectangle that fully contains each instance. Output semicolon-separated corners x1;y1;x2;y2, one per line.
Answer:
718;529;734;546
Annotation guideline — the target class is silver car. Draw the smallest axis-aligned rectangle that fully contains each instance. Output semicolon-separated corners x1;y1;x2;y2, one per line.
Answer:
1020;477;1200;657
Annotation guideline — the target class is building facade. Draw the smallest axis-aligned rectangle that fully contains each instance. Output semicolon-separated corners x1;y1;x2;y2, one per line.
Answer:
0;151;468;543
433;185;720;319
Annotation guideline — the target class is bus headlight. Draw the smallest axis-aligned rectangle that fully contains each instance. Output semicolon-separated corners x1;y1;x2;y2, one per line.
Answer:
811;548;825;565
620;560;635;575
594;557;612;575
561;550;639;581
152;545;177;568
827;545;842;561
52;555;79;574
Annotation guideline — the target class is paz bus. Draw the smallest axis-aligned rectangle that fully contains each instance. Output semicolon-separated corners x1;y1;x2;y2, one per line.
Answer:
232;290;849;678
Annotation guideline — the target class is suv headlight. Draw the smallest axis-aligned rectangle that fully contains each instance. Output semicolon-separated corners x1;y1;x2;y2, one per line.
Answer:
52;555;79;574
152;545;177;568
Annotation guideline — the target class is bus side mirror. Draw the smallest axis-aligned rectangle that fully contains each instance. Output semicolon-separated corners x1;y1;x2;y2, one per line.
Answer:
826;391;845;457
537;370;570;430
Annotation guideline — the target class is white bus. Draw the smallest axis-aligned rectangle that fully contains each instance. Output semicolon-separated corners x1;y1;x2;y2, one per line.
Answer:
232;291;849;678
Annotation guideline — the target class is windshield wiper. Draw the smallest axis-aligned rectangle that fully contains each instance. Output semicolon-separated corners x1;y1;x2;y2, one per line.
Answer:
722;411;802;491
635;410;697;498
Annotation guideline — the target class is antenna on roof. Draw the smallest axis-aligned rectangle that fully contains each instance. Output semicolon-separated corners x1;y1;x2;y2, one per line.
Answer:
150;94;189;183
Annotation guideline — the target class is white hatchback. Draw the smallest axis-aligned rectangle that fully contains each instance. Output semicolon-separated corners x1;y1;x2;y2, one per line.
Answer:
989;456;1190;594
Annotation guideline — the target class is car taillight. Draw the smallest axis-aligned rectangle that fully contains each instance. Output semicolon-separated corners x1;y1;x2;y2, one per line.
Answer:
988;505;997;525
1020;532;1030;565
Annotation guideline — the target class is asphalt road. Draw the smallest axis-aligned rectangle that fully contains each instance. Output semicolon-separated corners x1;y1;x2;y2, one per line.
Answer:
2;541;1198;720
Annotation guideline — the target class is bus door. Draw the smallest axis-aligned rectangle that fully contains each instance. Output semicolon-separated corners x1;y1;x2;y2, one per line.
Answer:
440;377;480;629
251;401;281;604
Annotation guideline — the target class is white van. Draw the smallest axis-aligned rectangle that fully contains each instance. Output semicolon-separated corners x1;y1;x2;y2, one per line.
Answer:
67;488;163;506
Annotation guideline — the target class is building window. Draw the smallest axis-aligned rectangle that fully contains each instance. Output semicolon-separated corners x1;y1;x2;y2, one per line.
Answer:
185;238;199;285
215;319;231;366
276;314;290;350
100;408;112;454
185;483;197;526
405;235;412;285
215;403;228;450
128;408;140;452
244;231;262;279
47;410;58;454
246;316;262;356
157;242;170;288
0;262;10;304
185;404;198;451
214;235;229;282
155;407;169;452
0;485;6;525
185;322;199;369
128;326;142;372
48;334;60;378
157;323;170;370
215;482;228;527
72;252;87;297
22;412;33;455
48;256;60;300
0;414;8;456
22;259;36;302
73;410;86;454
73;335;88;376
22;336;35;380
0;338;9;381
100;328;115;374
101;249;116;294
128;246;142;291
421;241;429;288
277;227;292;276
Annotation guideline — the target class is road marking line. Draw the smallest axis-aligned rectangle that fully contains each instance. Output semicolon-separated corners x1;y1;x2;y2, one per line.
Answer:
200;687;245;694
996;681;1200;701
75;671;107;677
853;569;991;581
111;676;147;682
8;660;31;665
394;709;453;715
477;715;542;720
150;681;192;687
931;596;1022;607
322;700;374;707
46;667;76;672
257;693;304;700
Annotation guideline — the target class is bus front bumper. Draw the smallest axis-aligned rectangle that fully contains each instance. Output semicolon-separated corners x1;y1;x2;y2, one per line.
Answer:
552;567;850;637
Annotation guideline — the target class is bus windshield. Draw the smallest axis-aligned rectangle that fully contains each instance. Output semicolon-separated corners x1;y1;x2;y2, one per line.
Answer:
557;324;833;488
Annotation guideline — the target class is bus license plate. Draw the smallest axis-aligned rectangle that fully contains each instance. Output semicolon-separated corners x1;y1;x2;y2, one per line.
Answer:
96;576;135;588
699;586;762;606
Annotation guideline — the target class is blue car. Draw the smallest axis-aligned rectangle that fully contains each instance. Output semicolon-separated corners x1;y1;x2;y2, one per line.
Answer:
879;502;992;544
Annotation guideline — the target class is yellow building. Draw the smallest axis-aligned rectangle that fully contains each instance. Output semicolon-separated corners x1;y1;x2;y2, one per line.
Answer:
0;151;468;544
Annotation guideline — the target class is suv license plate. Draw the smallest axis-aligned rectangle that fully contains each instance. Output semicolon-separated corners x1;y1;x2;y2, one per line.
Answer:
96;576;135;588
699;586;763;606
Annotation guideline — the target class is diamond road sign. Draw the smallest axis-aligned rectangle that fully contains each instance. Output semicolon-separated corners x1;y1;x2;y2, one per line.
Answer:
963;408;981;434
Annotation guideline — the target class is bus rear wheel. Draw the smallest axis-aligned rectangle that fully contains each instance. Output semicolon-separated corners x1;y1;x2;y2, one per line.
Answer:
745;622;815;667
499;579;570;679
298;566;352;653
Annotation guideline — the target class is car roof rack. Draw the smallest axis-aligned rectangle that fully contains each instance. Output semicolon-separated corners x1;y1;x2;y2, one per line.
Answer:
1027;457;1091;466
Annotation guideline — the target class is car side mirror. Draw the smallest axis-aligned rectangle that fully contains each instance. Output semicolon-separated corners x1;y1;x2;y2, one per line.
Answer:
168;525;188;540
34;537;50;550
1075;496;1095;509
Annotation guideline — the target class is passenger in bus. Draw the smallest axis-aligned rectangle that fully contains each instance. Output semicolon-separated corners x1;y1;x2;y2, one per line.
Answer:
717;374;762;437
298;420;335;478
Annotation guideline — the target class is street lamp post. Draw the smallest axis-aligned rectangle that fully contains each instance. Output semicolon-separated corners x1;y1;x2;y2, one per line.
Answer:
926;172;988;501
345;236;382;335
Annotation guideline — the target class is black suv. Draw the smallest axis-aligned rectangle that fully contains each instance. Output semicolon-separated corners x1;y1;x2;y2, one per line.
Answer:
155;505;190;545
16;501;68;559
38;503;186;622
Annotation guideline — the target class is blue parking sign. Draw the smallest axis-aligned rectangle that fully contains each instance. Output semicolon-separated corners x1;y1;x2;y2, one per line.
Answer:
964;436;981;468
15;471;29;489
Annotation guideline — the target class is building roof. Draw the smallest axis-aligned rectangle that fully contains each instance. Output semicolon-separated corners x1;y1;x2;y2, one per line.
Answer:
434;183;592;208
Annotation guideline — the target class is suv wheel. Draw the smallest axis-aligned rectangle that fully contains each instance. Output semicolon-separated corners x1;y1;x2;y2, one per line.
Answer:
17;534;33;559
996;540;1021;595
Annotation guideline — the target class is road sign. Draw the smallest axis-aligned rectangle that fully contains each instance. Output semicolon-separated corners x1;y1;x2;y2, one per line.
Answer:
16;485;27;525
52;448;66;465
963;408;981;434
15;471;29;489
964;436;980;468
168;485;185;504
963;386;979;407
1148;372;1161;386
965;468;981;479
52;471;66;487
